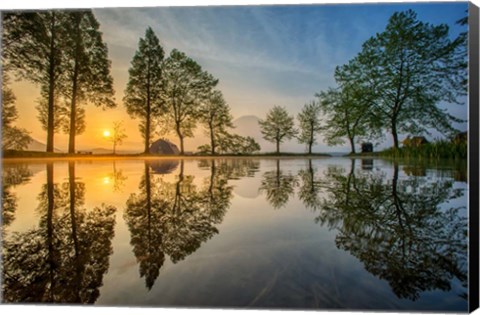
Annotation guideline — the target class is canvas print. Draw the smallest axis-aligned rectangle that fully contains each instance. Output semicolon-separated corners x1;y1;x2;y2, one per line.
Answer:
0;1;478;313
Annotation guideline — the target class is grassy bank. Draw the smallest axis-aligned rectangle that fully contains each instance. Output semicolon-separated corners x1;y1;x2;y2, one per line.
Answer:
2;150;331;160
378;140;467;160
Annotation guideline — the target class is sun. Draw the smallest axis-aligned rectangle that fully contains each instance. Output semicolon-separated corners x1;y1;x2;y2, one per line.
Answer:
103;130;111;137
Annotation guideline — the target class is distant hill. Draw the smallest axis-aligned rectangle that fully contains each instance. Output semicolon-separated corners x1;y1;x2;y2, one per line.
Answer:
27;138;63;153
232;115;274;152
88;147;140;155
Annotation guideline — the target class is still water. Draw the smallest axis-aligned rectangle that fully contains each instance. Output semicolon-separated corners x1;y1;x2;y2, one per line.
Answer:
1;158;468;311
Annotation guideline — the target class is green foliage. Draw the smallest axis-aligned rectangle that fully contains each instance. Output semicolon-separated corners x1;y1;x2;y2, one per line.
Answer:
3;11;70;152
350;10;466;148
379;139;467;160
259;159;298;209
259;105;297;154
297;101;322;154
62;11;116;153
198;90;234;154
163;49;218;154
1;76;32;151
124;27;165;153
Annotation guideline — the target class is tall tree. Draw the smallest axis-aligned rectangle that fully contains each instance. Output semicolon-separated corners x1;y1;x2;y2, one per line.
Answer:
259;106;297;154
297;101;322;154
316;84;375;154
1;75;31;150
198;90;233;155
62;11;116;154
124;27;165;154
3;11;68;152
163;49;218;154
351;10;466;149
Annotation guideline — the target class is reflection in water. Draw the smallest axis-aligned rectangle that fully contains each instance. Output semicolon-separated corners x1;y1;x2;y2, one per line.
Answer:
124;160;237;290
0;158;469;309
315;160;468;301
259;159;297;209
2;164;32;227
297;159;322;211
2;162;117;303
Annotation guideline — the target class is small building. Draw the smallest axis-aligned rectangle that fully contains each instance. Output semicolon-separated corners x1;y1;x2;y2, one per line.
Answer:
149;139;180;155
402;136;429;148
361;142;373;153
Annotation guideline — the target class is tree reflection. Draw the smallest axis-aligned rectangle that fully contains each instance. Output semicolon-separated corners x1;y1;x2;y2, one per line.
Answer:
297;159;322;211
109;161;128;192
2;164;32;227
316;160;467;301
2;162;117;303
124;160;236;290
259;159;297;209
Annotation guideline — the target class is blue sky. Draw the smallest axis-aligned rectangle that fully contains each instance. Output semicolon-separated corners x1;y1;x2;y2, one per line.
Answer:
9;2;469;152
94;2;467;117
89;2;468;151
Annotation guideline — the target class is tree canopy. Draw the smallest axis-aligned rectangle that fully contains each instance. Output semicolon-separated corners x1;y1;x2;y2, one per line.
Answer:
124;27;165;154
259;106;297;154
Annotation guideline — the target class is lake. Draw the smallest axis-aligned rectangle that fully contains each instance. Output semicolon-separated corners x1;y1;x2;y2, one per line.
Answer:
1;157;468;311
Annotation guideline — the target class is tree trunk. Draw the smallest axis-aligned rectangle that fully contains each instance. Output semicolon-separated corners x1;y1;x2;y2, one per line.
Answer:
46;13;57;153
349;137;356;154
144;107;151;154
176;124;184;155
68;16;81;154
309;125;314;155
392;119;399;150
276;140;280;154
68;66;78;154
209;122;215;155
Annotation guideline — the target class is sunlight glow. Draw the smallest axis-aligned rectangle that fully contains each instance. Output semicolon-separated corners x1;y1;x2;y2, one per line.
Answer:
102;176;111;185
103;130;111;137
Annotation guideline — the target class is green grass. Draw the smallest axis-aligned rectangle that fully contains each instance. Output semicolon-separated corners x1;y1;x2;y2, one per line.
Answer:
378;140;467;160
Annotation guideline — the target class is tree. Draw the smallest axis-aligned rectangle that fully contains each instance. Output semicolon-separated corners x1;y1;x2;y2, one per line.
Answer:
297;101;322;154
259;106;297;154
62;11;116;154
163;49;218;154
198;90;233;155
2;11;69;152
107;121;128;154
317;84;376;154
350;10;466;149
124;27;165;154
200;133;260;155
1;75;31;150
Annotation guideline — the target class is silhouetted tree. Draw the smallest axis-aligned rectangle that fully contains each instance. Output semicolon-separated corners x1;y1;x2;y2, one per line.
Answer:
2;11;69;152
198;90;233;155
107;121;128;154
124;27;165;154
62;10;116;153
1;75;31;150
297;101;322;154
259;106;297;154
163;49;218;154
259;159;297;209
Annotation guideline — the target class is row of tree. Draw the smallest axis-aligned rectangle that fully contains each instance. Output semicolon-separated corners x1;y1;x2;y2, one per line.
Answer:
2;9;467;155
258;10;467;154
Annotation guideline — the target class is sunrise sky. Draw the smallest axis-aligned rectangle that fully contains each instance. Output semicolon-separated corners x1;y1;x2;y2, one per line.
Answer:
7;1;468;152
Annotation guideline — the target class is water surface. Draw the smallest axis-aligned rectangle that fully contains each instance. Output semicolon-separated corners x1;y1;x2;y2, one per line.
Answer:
1;158;468;311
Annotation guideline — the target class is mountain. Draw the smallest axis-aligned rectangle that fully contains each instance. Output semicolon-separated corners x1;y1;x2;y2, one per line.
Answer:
27;138;63;153
88;147;140;155
232;115;273;152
